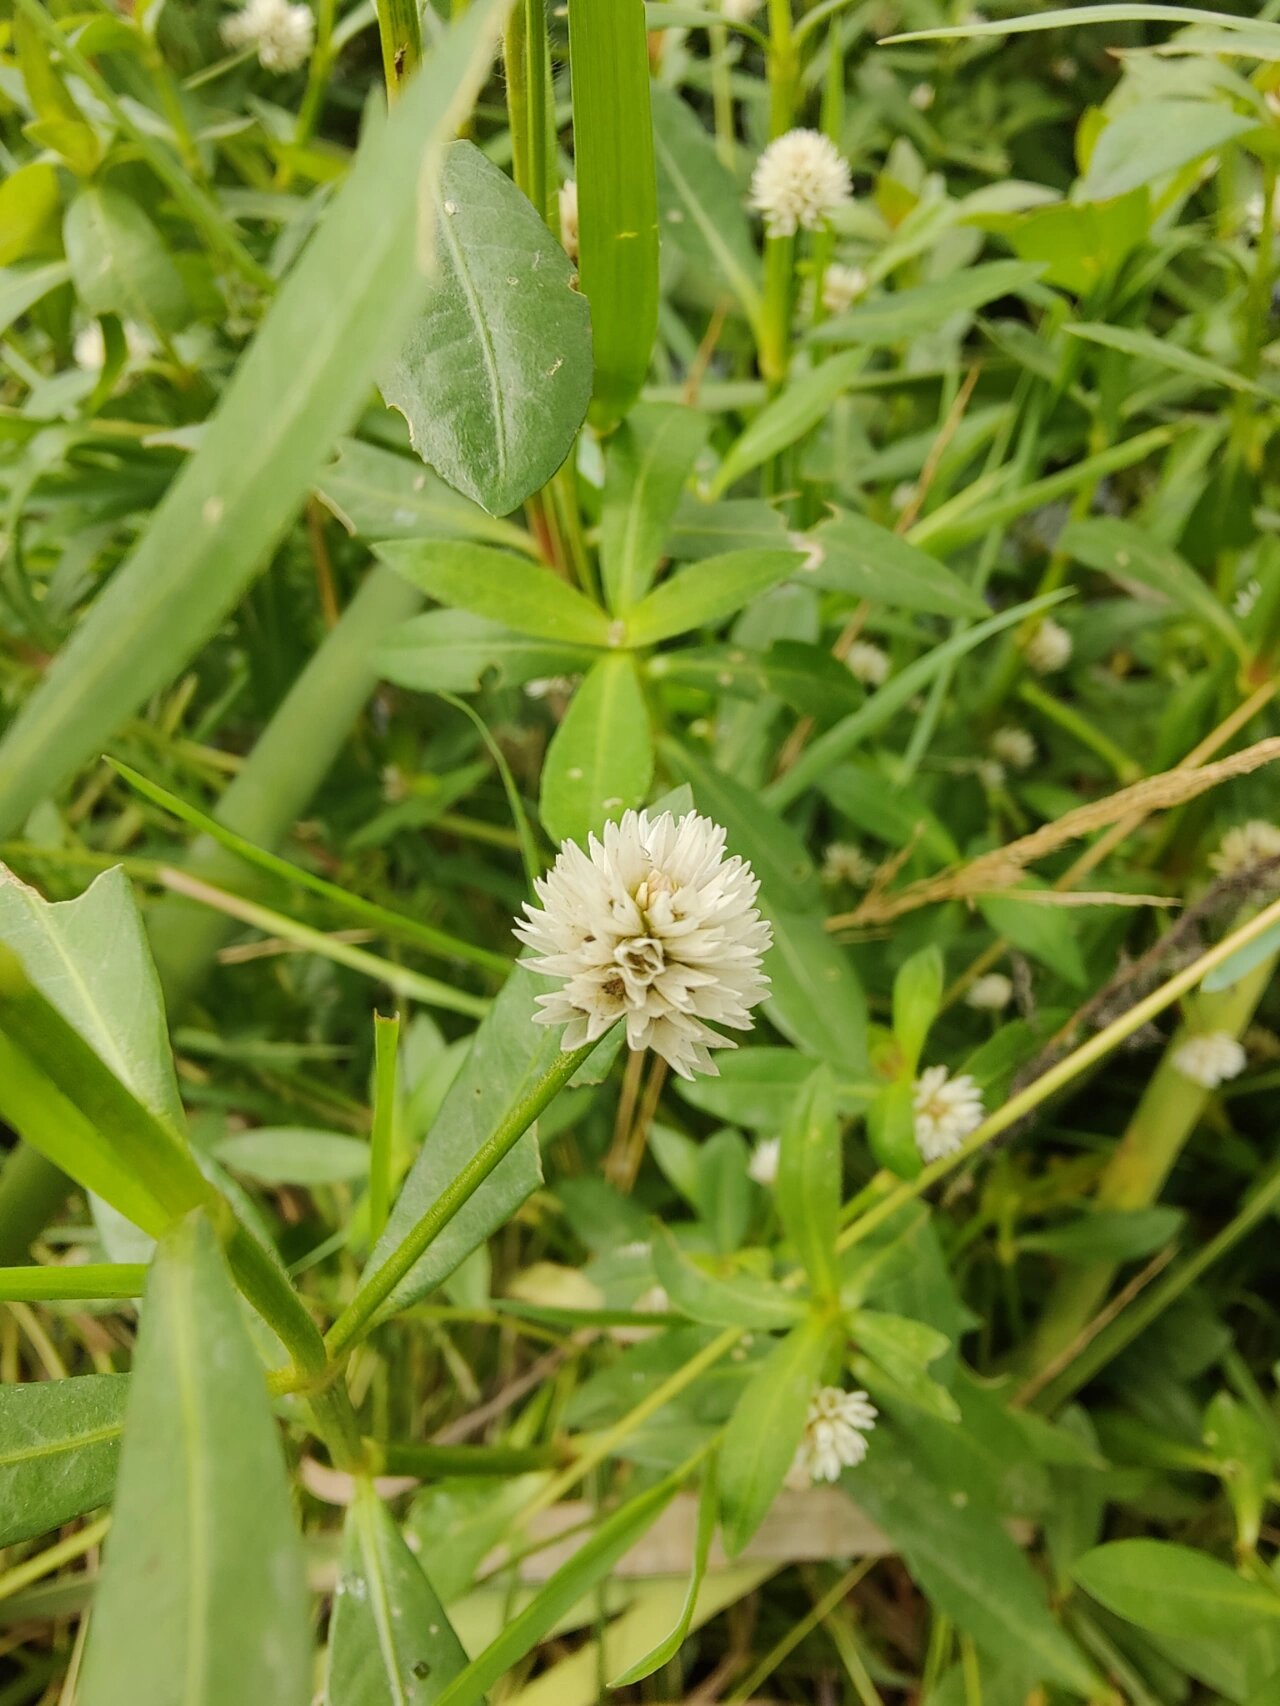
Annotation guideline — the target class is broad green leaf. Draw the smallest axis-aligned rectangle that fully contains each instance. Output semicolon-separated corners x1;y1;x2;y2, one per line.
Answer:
0;162;61;266
0;946;209;1235
376;539;611;646
324;1483;469;1706
978;890;1087;987
367;967;552;1316
980;194;1148;296
663;743;820;909
0;1375;127;1547
765;594;1069;810
63;185;187;333
381;140;592;515
866;1079;920;1180
600;403;710;614
777;1069;840;1301
1061;516;1245;658
624;549;801;646
668;495;791;559
540;653;653;844
1204;1393;1273;1555
675;1048;821;1128
1074;1540;1280;1640
1065;321;1266;399
433;1467;686;1706
892;945;944;1073
809;262;1045;346
852;1309;951;1379
697;1128;753;1254
1020;1206;1183;1262
763;907;869;1071
568;0;660;426
79;1214;310;1706
378;609;600;693
0;259;72;338
650;86;764;335
214;1127;372;1186
719;1313;836;1555
709;352;868;497
851;1349;960;1422
808;511;987;619
610;1463;719;1685
316;438;534;551
850;1429;1097;1693
652;1229;806;1329
1080;102;1257;202
0;3;509;839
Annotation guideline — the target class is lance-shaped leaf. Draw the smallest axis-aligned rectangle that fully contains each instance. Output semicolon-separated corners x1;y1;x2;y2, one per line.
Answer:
0;1375;128;1547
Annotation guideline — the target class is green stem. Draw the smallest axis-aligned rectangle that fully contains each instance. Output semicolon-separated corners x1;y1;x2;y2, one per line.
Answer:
759;233;795;388
766;0;797;136
373;0;423;93
326;1035;605;1358
368;1012;400;1247
290;0;340;157
377;1439;566;1476
0;1263;148;1300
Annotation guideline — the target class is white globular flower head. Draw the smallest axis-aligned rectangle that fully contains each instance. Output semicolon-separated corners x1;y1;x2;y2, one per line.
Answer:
976;757;1006;793
558;179;579;262
822;262;867;314
786;1386;877;1487
990;726;1035;770
1210;820;1280;884
822;842;874;887
913;1066;984;1162
966;972;1013;1012
749;129;853;238
222;0;315;70
748;1136;781;1187
721;0;762;19
846;640;890;687
1023;617;1072;675
1172;1031;1247;1089
514;810;773;1080
908;81;936;110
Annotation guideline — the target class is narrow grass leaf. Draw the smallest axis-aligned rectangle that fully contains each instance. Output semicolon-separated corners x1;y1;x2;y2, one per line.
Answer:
1065;321;1267;399
78;1214;311;1706
610;1462;720;1685
809;262;1044;346
1061;517;1245;659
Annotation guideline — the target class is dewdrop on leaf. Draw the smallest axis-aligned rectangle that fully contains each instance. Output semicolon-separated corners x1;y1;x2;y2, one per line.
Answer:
514;810;772;1080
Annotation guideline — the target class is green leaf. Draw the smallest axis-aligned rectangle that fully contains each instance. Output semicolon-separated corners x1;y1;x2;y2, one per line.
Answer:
376;539;610;645
1080;102;1257;202
540;652;653;844
808;511;987;619
1065;320;1267;399
851;1429;1097;1693
610;1462;719;1685
324;1483;469;1706
977;889;1088;987
624;549;801;646
763;907;869;1071
0;259;72;338
0;1375;127;1547
79;1214;310;1706
777;1069;840;1301
1073;1540;1280;1641
1020;1206;1183;1263
664;742;819;909
1061;516;1245;658
719;1313;835;1556
0;2;509;840
892;945;944;1073
378;609;600;693
316;438;534;552
709;352;868;497
886;7;1280;44
601;403;710;614
866;1079;920;1180
1202;919;1280;993
852;1309;952;1386
650;642;862;723
64;185;188;333
1204;1393;1273;1557
765;594;1070;810
213;1127;372;1186
674;1047;822;1128
809;262;1045;346
650;87;764;335
653;1229;805;1329
366;967;551;1317
0;162;61;266
381;140;592;515
433;1466;686;1706
568;0;659;426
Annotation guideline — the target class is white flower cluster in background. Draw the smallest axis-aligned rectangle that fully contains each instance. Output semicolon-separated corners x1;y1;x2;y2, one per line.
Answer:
1172;1032;1246;1089
821;262;867;314
846;640;889;687
748;1136;780;1187
966;972;1013;1012
749;129;853;237
990;726;1035;770
913;1067;984;1161
1023;617;1072;675
222;0;315;71
721;0;762;20
1210;820;1280;883
786;1386;878;1486
558;179;579;262
515;810;772;1079
822;843;874;887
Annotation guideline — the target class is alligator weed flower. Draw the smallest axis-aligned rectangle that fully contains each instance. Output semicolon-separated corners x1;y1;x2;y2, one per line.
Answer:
990;726;1035;770
1172;1032;1246;1089
748;1136;780;1187
514;810;772;1080
222;0;315;71
966;972;1013;1012
749;129;853;238
558;179;579;262
846;640;890;687
1023;617;1072;675
1210;820;1280;883
786;1386;877;1487
913;1066;984;1161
